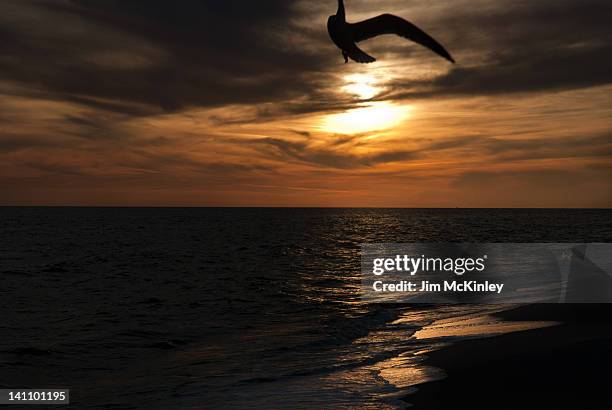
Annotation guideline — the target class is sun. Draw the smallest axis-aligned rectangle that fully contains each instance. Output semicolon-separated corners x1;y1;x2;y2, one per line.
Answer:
320;102;411;134
342;73;381;100
319;71;410;134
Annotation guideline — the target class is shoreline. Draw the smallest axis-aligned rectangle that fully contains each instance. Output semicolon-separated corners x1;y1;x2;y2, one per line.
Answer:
405;304;612;409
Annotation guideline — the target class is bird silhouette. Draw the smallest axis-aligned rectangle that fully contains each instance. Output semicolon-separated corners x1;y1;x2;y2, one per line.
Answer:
327;0;455;64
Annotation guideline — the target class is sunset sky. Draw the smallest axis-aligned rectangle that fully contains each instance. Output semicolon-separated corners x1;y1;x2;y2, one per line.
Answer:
1;0;611;207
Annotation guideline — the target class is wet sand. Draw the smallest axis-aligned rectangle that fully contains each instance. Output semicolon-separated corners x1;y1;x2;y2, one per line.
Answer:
407;304;612;409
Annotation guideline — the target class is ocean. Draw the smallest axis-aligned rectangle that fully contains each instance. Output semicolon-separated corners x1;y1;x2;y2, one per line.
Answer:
1;208;611;409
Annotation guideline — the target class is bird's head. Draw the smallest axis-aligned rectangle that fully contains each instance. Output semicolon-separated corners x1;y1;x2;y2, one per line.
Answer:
334;0;346;21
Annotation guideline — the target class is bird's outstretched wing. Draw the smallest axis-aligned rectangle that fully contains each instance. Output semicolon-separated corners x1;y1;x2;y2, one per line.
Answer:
345;43;376;63
349;14;455;63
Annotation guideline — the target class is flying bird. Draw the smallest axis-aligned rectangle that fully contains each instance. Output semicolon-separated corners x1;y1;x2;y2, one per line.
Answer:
327;0;455;64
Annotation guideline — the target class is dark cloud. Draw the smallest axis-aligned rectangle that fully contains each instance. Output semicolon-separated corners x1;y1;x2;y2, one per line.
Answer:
0;136;57;153
425;43;612;97
2;0;611;115
421;133;612;160
0;0;335;114
222;130;612;171
125;149;274;175
22;160;88;176
253;137;417;169
386;0;612;99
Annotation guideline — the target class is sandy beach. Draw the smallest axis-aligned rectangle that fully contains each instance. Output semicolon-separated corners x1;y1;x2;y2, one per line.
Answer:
407;304;612;409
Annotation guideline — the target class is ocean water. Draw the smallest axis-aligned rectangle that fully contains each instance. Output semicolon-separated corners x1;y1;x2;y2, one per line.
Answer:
1;208;611;409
